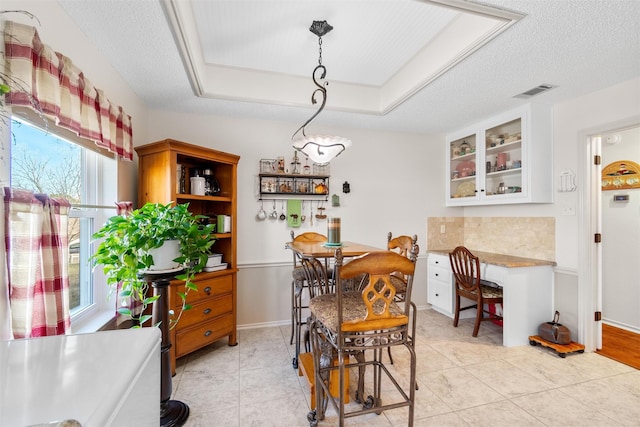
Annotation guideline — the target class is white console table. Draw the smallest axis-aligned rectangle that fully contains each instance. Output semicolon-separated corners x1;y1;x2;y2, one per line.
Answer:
1;328;161;427
428;250;556;347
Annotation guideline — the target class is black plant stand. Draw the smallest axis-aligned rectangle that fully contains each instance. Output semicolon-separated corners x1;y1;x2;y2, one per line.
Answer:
144;270;190;427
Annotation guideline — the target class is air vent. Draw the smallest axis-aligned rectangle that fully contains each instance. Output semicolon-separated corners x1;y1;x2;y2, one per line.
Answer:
514;84;557;99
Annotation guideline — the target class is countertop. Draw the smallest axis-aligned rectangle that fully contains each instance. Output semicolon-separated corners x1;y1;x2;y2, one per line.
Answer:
428;249;556;268
1;328;161;427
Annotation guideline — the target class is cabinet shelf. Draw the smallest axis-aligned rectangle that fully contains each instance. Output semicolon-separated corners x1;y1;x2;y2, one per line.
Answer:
486;167;522;177
451;175;477;183
258;173;329;197
451;152;477;161
176;194;233;203
486;140;522;153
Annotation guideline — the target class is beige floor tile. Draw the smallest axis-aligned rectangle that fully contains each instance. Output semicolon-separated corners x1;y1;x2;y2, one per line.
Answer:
465;359;554;398
558;371;640;426
511;388;619;426
457;400;545;426
413;411;470;426
173;371;240;414
420;367;504;410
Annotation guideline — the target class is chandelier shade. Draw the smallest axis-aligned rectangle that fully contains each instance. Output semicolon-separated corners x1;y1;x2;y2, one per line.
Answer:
292;134;352;165
292;20;351;165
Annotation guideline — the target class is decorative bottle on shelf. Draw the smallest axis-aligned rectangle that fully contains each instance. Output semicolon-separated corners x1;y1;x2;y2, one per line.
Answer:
459;140;470;155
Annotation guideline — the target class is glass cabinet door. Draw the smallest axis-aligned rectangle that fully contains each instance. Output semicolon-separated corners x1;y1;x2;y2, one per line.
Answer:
448;133;478;201
483;117;523;199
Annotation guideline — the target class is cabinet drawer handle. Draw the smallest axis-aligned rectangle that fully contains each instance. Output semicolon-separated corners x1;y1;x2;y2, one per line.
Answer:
435;293;439;297
203;308;212;315
435;273;439;277
435;260;439;264
204;286;211;294
204;330;212;337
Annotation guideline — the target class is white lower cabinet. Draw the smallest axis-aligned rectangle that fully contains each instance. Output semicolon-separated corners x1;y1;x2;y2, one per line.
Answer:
427;253;453;316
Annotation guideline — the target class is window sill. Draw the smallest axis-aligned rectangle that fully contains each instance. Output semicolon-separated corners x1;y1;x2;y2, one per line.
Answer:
71;309;115;334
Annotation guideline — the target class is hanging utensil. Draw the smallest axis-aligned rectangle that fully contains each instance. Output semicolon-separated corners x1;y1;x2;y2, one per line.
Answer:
257;200;267;220
279;200;286;220
270;200;278;219
300;201;306;222
316;201;327;219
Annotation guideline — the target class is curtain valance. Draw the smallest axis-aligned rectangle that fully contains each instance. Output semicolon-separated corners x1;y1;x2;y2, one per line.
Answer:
3;21;133;161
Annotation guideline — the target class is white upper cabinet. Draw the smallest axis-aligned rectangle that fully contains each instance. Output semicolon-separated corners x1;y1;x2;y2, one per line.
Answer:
446;103;553;206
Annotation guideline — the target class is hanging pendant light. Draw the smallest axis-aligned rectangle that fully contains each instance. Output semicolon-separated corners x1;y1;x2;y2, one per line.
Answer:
292;20;352;166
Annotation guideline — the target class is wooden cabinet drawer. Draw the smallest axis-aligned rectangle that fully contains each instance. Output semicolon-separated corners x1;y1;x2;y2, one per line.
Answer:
175;313;234;357
173;274;233;305
177;294;232;330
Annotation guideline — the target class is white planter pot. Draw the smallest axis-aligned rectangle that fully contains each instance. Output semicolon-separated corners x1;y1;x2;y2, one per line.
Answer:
146;240;181;272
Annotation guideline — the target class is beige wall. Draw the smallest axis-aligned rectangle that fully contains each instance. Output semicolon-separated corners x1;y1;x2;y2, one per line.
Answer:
427;216;555;261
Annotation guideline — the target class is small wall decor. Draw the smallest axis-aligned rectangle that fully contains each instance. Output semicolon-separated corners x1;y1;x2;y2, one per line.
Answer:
558;169;576;192
601;160;640;191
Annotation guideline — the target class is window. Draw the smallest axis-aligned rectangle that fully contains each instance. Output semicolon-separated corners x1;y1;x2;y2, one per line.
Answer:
9;116;117;328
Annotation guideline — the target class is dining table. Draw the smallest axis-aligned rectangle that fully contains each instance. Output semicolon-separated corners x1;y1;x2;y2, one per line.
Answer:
285;240;385;369
285;240;384;259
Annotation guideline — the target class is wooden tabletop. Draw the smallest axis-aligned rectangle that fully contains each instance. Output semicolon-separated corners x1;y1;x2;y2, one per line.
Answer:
286;241;384;258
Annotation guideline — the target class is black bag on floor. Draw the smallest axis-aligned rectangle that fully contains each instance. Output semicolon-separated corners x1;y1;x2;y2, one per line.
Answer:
538;311;571;345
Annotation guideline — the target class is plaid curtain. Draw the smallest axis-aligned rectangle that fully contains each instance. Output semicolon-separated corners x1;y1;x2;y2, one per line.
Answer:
3;20;134;161
3;188;71;338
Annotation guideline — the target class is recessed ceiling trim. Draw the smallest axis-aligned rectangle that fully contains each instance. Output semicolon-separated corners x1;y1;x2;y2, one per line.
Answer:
161;0;204;97
163;0;524;116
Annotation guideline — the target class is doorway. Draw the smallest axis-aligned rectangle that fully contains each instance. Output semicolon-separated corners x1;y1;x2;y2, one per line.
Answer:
579;116;640;354
597;126;640;368
586;121;640;368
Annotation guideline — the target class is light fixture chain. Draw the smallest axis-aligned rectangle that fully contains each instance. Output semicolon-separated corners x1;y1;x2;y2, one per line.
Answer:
318;36;323;66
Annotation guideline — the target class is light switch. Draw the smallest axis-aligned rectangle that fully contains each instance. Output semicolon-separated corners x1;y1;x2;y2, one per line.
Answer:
561;203;576;216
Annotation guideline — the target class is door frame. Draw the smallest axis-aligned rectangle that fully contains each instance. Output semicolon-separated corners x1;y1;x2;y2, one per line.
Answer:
578;115;640;352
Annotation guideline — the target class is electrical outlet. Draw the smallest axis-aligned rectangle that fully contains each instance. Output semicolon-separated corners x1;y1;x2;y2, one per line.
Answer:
440;224;446;234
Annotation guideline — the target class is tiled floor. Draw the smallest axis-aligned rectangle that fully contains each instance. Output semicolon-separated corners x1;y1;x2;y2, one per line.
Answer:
171;309;639;426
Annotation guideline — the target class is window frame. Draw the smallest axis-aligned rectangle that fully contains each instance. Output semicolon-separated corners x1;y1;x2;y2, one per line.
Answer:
8;111;119;332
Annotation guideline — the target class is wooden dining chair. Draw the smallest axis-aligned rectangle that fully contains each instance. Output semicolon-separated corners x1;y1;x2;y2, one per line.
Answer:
386;232;418;365
289;231;329;369
306;246;419;427
449;246;503;337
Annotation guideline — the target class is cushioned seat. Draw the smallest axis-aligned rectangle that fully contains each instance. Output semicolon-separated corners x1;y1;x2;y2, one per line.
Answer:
309;292;405;333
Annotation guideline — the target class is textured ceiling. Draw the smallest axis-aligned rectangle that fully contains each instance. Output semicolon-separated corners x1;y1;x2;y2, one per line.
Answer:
57;0;640;136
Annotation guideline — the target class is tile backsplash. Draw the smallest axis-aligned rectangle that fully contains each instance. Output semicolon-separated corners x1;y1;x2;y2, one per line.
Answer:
427;216;555;261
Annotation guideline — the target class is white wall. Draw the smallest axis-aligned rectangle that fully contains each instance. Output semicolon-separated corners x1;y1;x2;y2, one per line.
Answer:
601;126;640;331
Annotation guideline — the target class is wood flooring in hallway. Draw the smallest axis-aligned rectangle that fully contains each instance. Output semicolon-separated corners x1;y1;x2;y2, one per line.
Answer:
597;323;640;370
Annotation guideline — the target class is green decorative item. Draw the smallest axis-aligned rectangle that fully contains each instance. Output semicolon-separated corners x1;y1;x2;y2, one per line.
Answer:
91;202;216;327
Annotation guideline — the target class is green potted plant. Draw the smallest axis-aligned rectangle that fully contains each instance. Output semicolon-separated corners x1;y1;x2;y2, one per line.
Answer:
91;202;216;327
